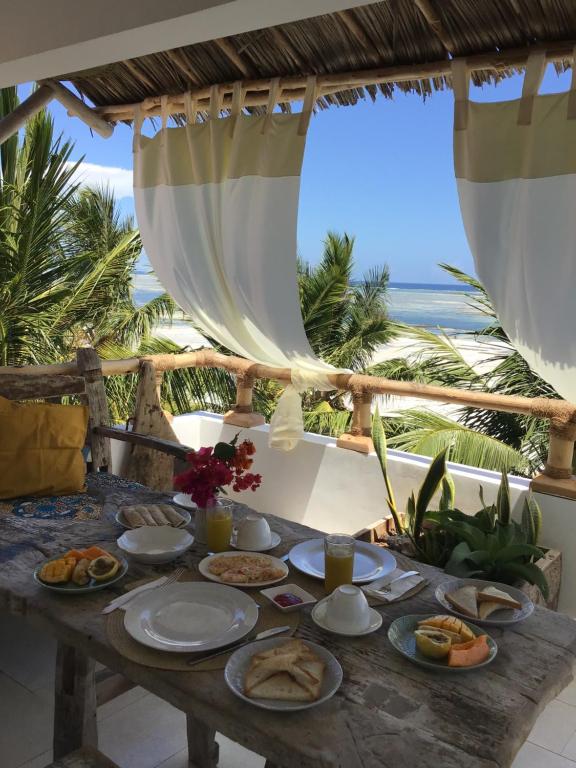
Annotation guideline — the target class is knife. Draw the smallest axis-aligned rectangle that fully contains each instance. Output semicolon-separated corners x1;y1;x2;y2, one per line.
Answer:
186;625;291;667
101;575;169;614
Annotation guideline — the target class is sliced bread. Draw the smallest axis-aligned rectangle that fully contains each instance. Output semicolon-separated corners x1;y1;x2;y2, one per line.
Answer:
477;586;522;610
246;672;317;701
445;586;479;618
478;601;504;620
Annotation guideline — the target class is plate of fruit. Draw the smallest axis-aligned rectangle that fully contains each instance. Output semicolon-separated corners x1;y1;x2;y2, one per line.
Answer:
34;546;128;594
388;614;497;672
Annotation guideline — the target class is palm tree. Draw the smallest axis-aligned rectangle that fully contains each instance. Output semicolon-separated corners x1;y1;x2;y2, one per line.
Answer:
0;86;236;420
375;264;557;475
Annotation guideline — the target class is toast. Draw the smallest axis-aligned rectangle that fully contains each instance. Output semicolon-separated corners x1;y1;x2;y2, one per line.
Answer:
244;641;325;702
478;601;504;620
444;586;479;618
477;586;522;610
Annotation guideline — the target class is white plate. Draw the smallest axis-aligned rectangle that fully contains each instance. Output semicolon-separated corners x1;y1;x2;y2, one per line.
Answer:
123;582;259;652
311;597;383;636
225;637;342;711
117;526;194;564
198;551;289;588
173;493;198;510
115;507;191;530
230;531;281;552
288;539;396;584
436;578;535;626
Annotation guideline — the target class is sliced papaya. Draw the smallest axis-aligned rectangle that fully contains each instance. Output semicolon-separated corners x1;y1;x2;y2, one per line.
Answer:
63;549;86;563
81;546;110;561
448;635;490;668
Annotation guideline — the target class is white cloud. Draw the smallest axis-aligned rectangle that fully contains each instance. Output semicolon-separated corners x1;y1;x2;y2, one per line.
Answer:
67;161;133;199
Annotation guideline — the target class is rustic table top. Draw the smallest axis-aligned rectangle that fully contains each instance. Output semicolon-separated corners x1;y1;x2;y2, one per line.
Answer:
1;472;575;768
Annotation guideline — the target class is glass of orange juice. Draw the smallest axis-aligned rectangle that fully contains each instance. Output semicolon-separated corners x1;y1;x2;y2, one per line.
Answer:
324;533;355;594
206;499;234;552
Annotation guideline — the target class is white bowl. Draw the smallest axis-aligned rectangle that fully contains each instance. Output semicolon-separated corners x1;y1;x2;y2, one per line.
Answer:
117;526;194;564
259;583;317;612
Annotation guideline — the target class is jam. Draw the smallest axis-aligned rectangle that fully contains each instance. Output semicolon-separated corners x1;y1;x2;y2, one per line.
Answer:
273;592;303;607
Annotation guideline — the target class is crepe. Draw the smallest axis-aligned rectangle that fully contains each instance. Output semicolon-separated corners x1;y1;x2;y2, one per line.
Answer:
122;504;185;528
244;641;325;702
208;554;285;584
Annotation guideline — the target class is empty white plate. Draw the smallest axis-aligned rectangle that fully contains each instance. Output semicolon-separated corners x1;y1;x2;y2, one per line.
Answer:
288;539;396;584
123;582;259;652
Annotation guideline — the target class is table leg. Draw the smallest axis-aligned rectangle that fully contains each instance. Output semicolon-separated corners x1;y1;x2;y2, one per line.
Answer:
186;713;219;767
53;642;98;759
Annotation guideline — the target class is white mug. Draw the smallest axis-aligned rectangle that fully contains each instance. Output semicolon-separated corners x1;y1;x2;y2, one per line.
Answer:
324;585;371;633
236;514;271;549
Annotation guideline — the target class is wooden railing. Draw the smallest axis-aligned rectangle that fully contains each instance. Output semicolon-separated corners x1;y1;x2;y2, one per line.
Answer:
3;348;576;499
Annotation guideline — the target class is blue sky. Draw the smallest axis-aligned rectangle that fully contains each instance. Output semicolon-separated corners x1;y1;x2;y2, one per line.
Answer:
42;65;571;283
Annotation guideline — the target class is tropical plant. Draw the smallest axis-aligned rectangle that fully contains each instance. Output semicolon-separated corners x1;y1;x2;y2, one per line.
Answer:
376;265;559;475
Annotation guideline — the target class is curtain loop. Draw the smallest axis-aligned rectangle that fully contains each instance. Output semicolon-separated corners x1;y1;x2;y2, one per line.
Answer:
298;75;317;136
568;45;576;120
210;85;220;120
160;95;169;148
231;81;244;117
518;51;546;126
261;77;281;134
451;59;470;131
132;104;143;153
184;91;197;124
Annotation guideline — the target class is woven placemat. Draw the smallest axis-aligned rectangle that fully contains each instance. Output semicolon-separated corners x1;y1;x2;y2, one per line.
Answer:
105;570;300;672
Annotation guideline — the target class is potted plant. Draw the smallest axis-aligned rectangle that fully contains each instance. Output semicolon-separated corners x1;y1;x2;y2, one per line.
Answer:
174;433;262;542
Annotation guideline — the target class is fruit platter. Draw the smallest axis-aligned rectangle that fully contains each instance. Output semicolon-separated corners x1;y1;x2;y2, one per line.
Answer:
388;614;498;672
34;546;128;594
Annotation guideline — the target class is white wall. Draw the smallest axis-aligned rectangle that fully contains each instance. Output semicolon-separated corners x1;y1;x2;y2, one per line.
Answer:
110;412;576;615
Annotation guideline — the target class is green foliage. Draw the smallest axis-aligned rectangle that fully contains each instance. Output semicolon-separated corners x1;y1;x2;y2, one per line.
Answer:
521;495;543;546
371;406;402;534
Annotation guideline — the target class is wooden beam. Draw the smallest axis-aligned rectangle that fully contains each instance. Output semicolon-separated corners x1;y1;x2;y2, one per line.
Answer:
0;85;53;145
413;0;453;54
166;49;199;85
76;347;112;471
44;81;114;138
337;9;373;49
92;38;576;121
121;59;157;91
95;426;192;462
268;27;306;69
213;38;251;77
4;347;576;427
0;373;84;399
53;643;97;760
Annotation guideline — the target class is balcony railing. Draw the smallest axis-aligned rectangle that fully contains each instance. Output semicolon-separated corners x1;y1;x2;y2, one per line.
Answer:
2;348;576;499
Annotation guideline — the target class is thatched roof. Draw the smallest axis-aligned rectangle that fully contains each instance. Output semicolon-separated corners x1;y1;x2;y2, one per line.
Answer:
60;0;576;121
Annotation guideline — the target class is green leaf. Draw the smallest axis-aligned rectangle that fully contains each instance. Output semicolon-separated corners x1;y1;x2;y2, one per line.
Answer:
442;520;487;551
413;448;448;542
372;407;402;534
493;543;543;563
213;441;236;460
500;561;549;600
521;495;542;546
439;472;456;511
497;472;511;525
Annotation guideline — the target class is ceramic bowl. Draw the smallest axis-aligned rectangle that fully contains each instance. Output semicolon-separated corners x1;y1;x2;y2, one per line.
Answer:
117;526;194;564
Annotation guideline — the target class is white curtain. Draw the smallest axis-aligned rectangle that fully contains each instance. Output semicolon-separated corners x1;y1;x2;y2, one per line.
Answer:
133;84;347;450
453;52;576;402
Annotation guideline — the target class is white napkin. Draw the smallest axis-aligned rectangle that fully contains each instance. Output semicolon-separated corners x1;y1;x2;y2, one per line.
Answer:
362;567;425;603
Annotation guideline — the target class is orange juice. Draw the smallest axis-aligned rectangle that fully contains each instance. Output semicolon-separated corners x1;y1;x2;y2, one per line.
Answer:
206;515;233;552
324;551;354;594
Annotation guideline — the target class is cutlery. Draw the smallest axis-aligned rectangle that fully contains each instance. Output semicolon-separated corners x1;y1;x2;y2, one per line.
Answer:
365;570;420;596
101;567;186;614
186;625;291;667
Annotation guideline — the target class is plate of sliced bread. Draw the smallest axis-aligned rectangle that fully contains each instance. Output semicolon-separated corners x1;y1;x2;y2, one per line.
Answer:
115;503;191;529
225;638;342;711
436;578;534;625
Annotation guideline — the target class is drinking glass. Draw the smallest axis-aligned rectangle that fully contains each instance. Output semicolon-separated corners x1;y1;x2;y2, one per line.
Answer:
205;498;235;552
324;533;355;594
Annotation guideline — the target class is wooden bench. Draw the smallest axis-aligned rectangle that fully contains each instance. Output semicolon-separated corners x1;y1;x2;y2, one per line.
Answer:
48;746;120;768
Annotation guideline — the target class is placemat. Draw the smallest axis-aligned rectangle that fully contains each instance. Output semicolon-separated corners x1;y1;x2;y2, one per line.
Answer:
0;493;102;521
105;570;300;672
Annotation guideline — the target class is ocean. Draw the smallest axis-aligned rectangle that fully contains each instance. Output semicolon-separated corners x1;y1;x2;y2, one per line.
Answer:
133;264;491;334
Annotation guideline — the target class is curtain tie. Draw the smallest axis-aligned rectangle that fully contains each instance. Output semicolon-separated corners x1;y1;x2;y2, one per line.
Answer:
451;59;470;131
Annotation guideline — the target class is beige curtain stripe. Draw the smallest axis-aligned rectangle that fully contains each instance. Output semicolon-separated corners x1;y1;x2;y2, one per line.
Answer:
231;82;243;117
517;51;546;126
568;44;576;120
298;76;317;136
451;59;470;131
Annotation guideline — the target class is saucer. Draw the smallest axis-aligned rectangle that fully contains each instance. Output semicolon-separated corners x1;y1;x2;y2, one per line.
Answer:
230;530;281;552
311;596;383;637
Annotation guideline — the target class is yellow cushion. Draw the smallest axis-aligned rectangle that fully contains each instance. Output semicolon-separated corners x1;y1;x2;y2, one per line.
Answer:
0;396;89;499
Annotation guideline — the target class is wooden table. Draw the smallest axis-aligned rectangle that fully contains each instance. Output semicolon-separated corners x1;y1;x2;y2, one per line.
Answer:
1;473;575;768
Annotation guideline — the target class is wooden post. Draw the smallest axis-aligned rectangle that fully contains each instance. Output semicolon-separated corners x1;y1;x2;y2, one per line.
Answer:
337;391;374;454
0;85;54;145
53;643;97;760
223;374;265;428
186;713;219;768
532;421;576;500
44;81;114;138
125;360;180;490
76;348;112;472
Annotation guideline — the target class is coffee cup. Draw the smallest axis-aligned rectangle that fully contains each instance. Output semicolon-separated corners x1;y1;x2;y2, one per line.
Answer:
324;585;371;633
236;514;272;549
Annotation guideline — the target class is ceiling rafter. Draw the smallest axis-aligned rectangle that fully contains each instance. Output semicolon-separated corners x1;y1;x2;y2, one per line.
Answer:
213;38;251;77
